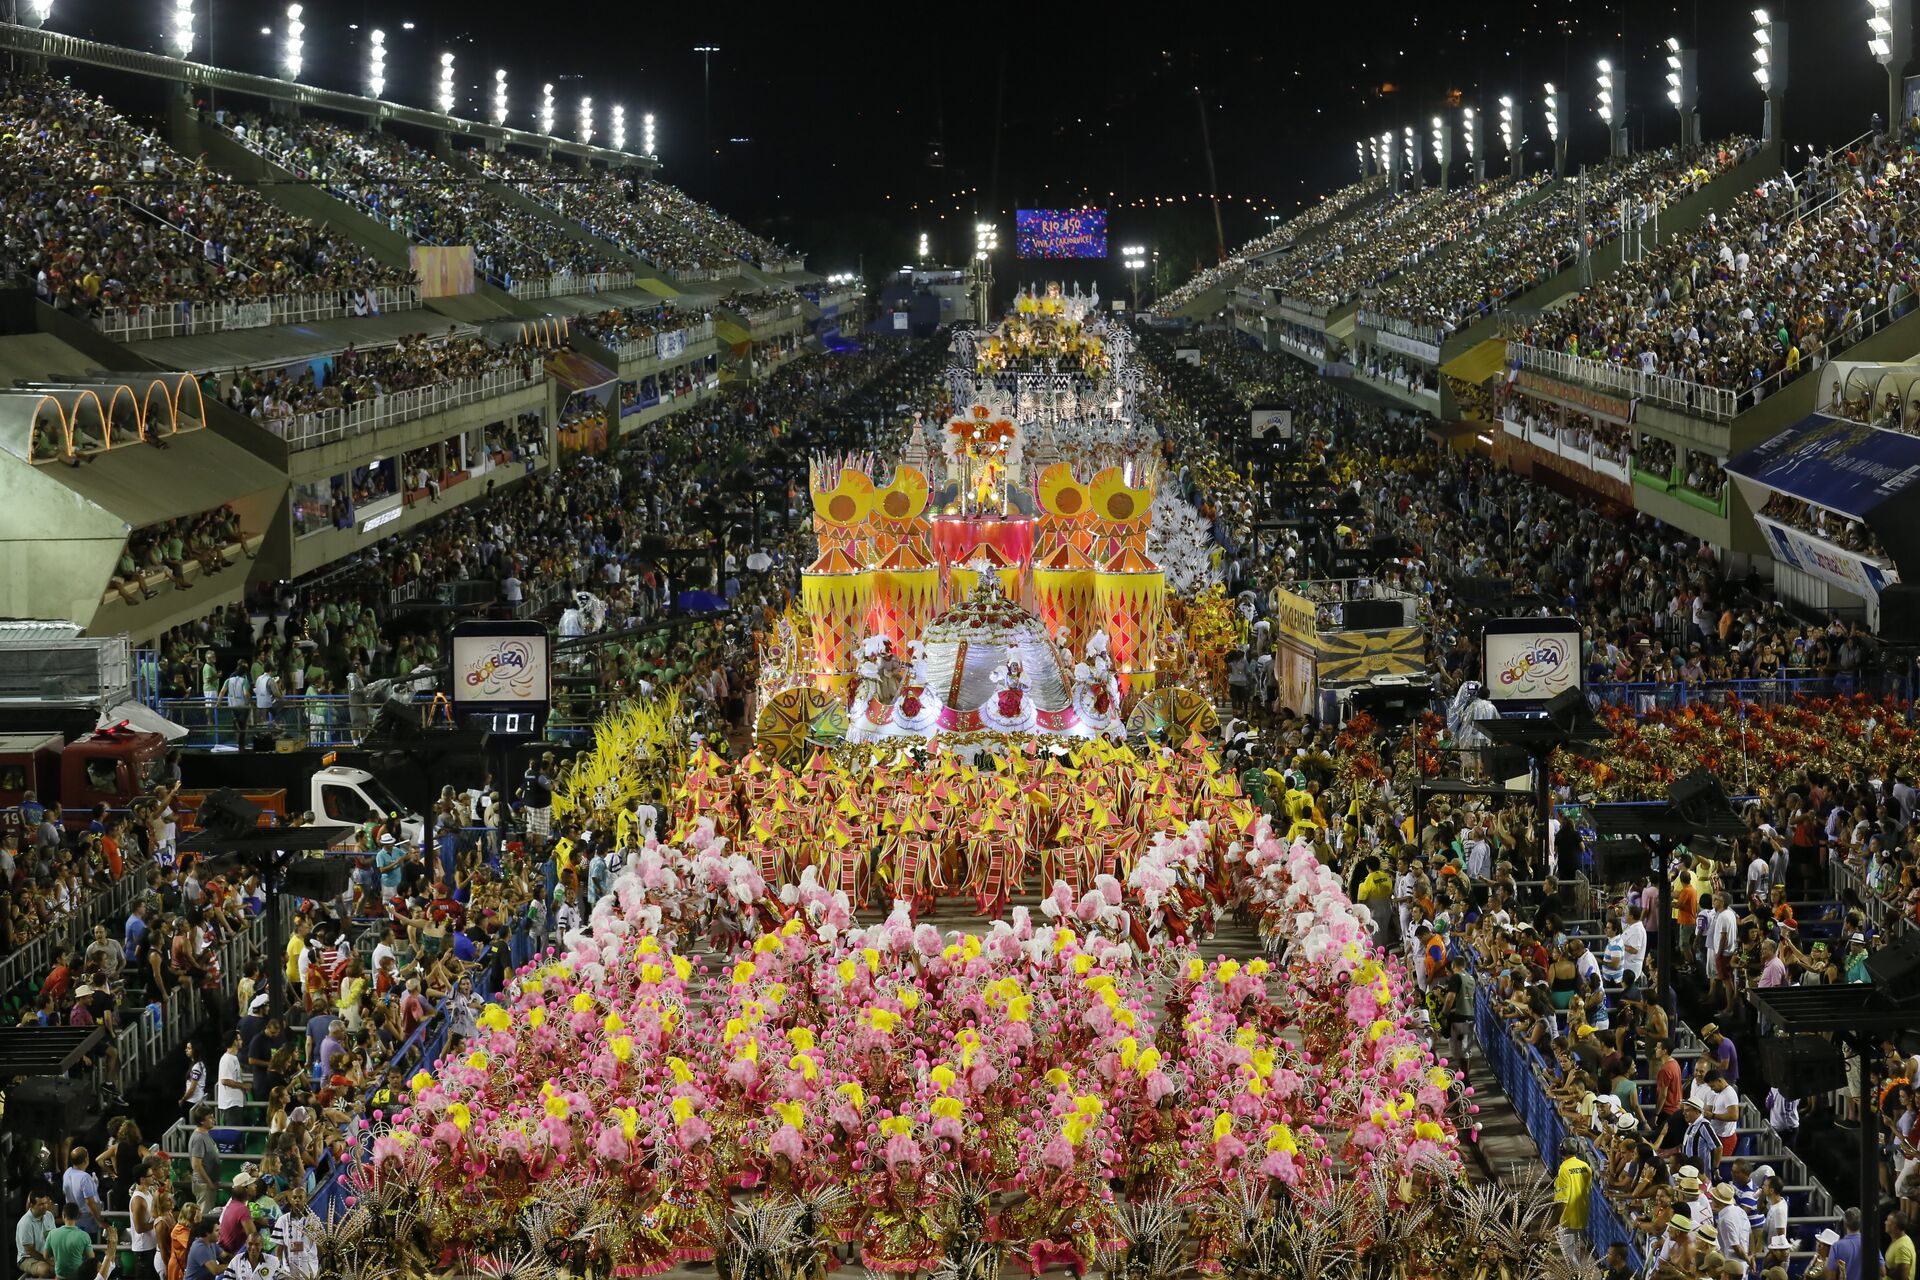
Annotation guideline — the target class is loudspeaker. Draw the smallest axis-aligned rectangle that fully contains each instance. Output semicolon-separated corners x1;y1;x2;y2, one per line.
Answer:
1879;583;1920;645
283;855;352;901
8;1077;95;1141
1865;928;1920;998
1593;839;1649;883
1668;767;1728;814
1342;600;1403;630
372;696;421;740
1759;1033;1849;1095
197;789;263;840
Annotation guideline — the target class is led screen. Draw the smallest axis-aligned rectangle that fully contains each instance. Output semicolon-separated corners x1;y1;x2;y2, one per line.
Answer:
1015;208;1108;258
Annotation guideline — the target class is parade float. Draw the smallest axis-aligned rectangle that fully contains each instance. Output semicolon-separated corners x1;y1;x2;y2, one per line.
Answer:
761;302;1221;760
315;812;1503;1280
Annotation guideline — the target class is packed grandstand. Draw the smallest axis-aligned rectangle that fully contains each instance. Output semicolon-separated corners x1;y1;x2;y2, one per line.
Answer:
8;14;1920;1280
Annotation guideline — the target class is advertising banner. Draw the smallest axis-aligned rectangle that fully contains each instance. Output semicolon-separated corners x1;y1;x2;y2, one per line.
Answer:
656;329;687;361
1250;408;1294;440
1756;517;1897;600
220;301;273;330
1726;412;1920;520
409;245;477;298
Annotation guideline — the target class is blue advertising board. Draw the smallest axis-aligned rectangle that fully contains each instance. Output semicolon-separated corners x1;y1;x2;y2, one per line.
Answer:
1724;413;1920;519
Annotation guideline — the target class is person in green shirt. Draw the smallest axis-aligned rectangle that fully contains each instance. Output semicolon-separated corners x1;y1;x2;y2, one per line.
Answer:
44;1205;95;1280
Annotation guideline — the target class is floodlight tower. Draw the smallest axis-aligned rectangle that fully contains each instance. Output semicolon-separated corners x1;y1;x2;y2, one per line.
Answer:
1596;59;1626;158
367;29;386;100
493;70;509;128
1382;130;1398;192
282;4;303;81
1870;0;1911;137
1753;10;1788;146
972;220;998;323
1356;139;1369;179
20;1;52;28
1499;96;1521;180
437;53;456;117
1402;125;1421;190
1545;82;1568;175
1461;107;1482;183
1431;114;1453;191
1665;37;1699;149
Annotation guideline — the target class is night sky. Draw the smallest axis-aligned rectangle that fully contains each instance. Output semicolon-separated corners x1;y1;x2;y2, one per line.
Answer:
32;1;1900;291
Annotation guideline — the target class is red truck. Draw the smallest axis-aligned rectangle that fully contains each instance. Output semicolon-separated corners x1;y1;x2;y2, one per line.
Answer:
0;725;285;835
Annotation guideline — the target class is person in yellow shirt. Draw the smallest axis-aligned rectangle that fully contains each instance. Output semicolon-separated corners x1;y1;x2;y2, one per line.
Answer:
1554;1139;1593;1269
284;917;311;999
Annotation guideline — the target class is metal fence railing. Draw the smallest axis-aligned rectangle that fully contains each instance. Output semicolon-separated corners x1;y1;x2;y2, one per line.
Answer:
1469;929;1843;1272
92;285;422;343
1511;343;1740;421
0;860;152;1006
273;365;543;451
1584;674;1906;712
1831;856;1915;941
507;271;636;300
155;693;440;748
108;897;277;1094
615;317;716;364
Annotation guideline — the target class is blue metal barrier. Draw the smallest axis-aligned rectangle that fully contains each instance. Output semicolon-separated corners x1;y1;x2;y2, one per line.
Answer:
1584;675;1881;711
1473;962;1645;1269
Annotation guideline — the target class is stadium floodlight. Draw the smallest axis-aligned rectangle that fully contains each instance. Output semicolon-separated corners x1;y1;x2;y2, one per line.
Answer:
493;70;508;127
973;221;999;259
282;4;303;80
1869;0;1908;136
917;232;929;260
579;97;594;145
1498;96;1514;151
437;53;456;116
1462;107;1475;158
642;112;656;156
1666;38;1682;105
1356;138;1367;176
169;0;193;57
611;105;626;151
1752;8;1787;144
1544;83;1560;140
1431;115;1444;163
1596;58;1614;124
540;83;556;135
368;29;386;99
25;0;52;23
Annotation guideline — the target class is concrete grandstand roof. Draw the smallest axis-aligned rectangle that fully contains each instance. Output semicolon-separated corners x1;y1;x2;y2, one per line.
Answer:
121;311;470;375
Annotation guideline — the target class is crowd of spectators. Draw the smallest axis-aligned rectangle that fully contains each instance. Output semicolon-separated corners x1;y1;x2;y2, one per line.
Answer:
1367;139;1760;332
206;328;540;434
140;339;952;732
1507;131;1920;409
109;508;248;603
1156;176;1385;312
574;302;707;351
478;151;790;274
1138;329;1920;1276
0;74;413;319
218;112;624;291
1759;493;1890;559
716;287;801;315
1243;174;1551;311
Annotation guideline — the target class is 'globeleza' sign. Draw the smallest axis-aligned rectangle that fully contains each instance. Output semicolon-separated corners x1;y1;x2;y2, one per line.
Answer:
450;620;551;710
1482;617;1582;704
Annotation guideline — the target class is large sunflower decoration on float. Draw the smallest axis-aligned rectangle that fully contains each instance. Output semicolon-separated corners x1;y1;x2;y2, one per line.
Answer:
1035;462;1090;519
811;467;876;529
1089;466;1154;524
873;465;931;523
